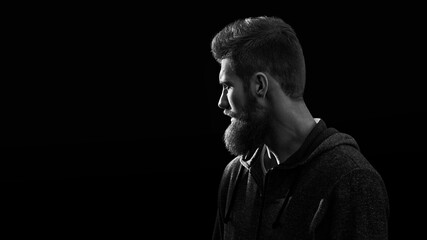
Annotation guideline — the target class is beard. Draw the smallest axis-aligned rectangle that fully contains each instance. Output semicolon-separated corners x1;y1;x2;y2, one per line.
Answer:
223;96;270;157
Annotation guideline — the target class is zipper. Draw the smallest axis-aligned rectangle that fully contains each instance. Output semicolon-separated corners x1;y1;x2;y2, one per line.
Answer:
256;170;270;240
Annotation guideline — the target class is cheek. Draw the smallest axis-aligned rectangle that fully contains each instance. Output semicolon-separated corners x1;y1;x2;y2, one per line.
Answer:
228;90;241;110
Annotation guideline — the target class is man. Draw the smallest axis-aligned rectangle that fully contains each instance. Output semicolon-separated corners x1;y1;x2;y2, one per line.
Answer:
211;16;389;239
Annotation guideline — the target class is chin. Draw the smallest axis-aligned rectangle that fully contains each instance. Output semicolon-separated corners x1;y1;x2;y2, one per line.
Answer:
223;115;268;157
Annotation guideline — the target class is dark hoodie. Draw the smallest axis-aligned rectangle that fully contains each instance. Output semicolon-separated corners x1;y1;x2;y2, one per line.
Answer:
213;120;389;240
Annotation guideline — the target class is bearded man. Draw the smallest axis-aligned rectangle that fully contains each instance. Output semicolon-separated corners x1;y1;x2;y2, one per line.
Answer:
212;16;389;240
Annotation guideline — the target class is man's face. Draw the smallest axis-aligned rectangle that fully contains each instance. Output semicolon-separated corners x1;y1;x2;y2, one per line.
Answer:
218;59;270;156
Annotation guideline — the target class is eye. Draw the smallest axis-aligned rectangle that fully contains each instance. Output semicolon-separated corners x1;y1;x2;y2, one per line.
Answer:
222;83;231;90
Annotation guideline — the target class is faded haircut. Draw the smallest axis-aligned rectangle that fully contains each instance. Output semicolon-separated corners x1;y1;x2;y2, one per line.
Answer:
211;16;306;100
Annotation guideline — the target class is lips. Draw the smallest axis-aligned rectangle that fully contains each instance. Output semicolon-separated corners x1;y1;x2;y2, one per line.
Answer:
224;111;238;119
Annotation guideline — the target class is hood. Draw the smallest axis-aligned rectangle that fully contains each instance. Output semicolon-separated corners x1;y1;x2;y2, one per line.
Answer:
240;120;361;170
278;120;360;169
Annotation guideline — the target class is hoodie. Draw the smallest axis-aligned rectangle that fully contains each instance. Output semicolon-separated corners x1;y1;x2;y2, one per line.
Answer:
212;120;389;240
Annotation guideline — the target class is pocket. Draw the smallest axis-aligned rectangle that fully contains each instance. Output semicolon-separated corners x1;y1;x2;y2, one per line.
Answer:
275;193;324;235
309;198;327;234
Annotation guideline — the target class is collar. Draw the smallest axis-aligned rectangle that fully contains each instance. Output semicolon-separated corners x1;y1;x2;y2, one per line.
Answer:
240;118;325;171
260;144;280;174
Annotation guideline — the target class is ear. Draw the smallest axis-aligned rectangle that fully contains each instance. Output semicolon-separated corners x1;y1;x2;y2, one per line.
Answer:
253;72;269;98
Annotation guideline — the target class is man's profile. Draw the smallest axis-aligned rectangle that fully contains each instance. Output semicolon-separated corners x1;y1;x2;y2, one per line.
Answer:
211;16;389;239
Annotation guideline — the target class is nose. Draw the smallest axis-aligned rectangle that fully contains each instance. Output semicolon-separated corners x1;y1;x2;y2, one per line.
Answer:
217;89;229;110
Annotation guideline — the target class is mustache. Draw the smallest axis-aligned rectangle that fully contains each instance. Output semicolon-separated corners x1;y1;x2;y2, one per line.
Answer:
224;110;238;118
224;110;247;120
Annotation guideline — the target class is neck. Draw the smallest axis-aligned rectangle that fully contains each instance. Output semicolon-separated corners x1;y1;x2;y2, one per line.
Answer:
265;101;316;165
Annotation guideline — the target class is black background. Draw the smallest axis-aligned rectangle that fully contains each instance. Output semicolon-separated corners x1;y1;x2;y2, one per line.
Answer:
2;2;426;238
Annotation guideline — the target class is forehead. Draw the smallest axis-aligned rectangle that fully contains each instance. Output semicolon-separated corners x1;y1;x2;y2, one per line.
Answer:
219;59;238;82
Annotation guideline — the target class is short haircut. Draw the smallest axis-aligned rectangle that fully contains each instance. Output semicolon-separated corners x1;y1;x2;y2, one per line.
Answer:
211;16;306;100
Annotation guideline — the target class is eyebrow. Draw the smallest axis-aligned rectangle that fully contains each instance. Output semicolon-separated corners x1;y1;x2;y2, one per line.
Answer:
219;78;229;84
219;78;233;87
219;71;231;85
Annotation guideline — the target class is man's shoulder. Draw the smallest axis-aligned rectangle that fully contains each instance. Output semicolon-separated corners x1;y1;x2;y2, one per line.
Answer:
305;145;379;193
217;156;244;193
316;144;377;174
222;156;242;176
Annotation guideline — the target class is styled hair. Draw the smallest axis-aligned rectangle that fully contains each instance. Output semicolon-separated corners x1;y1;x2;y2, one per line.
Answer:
211;16;306;100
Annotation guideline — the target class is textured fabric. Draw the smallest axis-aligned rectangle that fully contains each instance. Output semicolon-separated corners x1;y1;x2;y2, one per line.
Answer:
213;120;389;240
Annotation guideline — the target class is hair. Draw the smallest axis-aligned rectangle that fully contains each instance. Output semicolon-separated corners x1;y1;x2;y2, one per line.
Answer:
211;16;306;100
